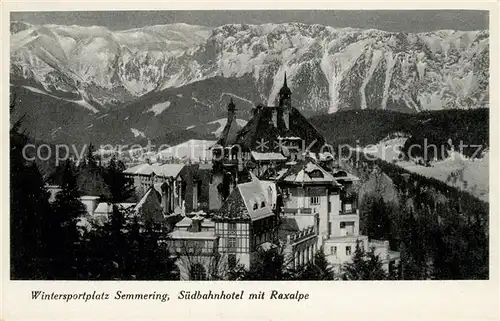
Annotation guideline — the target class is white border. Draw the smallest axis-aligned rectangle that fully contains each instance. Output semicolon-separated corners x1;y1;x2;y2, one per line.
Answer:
1;2;498;321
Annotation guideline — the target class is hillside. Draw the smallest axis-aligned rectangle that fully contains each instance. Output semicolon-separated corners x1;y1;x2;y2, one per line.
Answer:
310;108;489;201
310;108;488;158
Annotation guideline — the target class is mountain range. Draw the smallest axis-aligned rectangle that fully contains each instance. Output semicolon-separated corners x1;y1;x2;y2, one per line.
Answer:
10;21;489;145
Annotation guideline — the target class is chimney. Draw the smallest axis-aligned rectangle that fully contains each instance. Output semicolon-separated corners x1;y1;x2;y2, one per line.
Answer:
191;216;203;232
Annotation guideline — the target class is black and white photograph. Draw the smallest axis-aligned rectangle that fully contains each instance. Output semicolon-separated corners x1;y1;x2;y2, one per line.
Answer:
8;8;490;283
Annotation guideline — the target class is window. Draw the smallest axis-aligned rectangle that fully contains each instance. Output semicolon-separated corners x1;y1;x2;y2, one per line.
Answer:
267;187;273;204
346;246;352;256
190;264;207;280
228;223;237;234
310;196;320;205
253;202;258;210
330;246;337;255
261;201;266;208
228;254;237;269
192;184;198;210
340;222;346;229
309;170;324;178
228;237;237;249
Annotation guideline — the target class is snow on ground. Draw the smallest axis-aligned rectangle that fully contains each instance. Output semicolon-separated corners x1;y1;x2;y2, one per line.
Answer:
147;101;171;116
358;135;489;202
398;151;489;202
156;139;216;162
22;85;99;113
208;118;248;137
130;128;146;138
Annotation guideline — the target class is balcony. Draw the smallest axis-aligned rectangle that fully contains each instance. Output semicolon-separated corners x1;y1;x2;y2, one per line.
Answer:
282;207;313;215
339;208;358;215
339;203;358;215
222;158;240;166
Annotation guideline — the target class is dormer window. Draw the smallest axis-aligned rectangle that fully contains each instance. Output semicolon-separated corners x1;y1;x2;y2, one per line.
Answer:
309;170;324;178
253;203;258;210
334;171;348;177
261;201;266;208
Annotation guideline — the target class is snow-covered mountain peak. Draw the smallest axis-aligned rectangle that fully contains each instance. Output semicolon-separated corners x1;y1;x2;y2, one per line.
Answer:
11;21;489;115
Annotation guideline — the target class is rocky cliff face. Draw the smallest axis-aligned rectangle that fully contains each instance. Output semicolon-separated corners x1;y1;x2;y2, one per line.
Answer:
10;21;489;144
11;22;489;113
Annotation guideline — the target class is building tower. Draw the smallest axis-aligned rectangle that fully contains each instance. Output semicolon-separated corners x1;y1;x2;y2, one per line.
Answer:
279;72;292;130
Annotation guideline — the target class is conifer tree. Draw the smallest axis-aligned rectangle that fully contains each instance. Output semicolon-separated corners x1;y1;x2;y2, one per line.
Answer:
49;159;86;279
104;157;135;203
245;246;294;280
77;143;111;199
10;119;52;279
341;242;387;280
297;251;335;280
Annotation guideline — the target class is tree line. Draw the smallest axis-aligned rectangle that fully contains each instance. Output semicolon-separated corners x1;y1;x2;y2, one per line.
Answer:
12;119;392;280
349;152;488;280
11;117;182;280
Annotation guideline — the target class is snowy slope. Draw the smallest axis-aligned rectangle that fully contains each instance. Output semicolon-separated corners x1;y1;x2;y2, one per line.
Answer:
11;22;489;115
10;21;212;108
360;135;489;201
156;139;217;162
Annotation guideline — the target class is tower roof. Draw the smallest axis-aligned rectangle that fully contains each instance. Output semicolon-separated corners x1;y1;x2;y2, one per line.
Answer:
228;97;236;111
279;72;292;96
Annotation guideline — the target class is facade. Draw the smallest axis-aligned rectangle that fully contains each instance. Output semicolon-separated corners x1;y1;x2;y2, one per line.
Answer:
123;163;185;211
209;74;400;273
122;72;400;279
213;177;279;269
166;213;219;280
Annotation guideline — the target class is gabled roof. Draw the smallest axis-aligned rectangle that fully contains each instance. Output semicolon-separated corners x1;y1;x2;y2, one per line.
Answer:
94;202;136;214
215;177;275;221
123;163;185;178
228;106;326;152
279;159;341;185
278;215;316;242
133;186;164;223
217;117;241;147
251;151;287;161
214;187;250;220
258;179;278;209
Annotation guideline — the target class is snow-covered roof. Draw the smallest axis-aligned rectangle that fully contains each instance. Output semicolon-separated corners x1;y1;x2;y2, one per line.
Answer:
251;151;287;161
258;180;277;208
280;160;340;185
94;202;136;214
318;152;335;161
259;242;277;251
157;139;216;162
123;163;185;178
281;214;316;231
201;219;215;227
133;187;159;213
237;180;275;221
176;216;193;227
169;230;217;240
215;176;275;221
332;169;360;182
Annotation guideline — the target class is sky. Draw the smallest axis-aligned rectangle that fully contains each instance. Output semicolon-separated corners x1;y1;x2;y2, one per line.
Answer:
11;10;488;32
